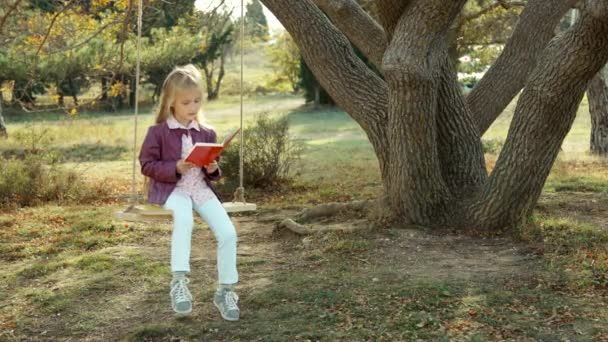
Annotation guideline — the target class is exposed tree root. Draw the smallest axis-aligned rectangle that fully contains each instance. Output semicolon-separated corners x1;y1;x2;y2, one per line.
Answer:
295;199;378;222
273;199;383;235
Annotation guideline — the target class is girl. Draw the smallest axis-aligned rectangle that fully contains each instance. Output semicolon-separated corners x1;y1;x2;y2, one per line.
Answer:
139;64;239;321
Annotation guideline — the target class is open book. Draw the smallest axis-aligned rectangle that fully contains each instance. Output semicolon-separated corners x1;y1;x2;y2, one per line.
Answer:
185;127;240;167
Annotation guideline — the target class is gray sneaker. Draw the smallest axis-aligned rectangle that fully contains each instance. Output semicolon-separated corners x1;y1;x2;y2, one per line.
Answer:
170;278;193;316
213;288;240;321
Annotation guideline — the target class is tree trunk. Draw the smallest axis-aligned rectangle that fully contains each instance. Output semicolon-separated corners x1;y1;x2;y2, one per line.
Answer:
129;77;135;108
0;95;7;138
101;76;108;101
588;66;608;155
381;0;469;226
203;64;217;101
210;51;226;100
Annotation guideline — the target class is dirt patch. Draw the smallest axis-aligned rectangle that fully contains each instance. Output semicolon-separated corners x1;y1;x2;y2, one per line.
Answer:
370;228;541;282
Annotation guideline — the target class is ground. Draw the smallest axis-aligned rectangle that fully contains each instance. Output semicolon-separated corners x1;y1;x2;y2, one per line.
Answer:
2;194;608;341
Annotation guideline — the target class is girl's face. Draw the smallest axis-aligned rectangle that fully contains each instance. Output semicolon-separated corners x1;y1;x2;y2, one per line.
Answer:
171;88;202;125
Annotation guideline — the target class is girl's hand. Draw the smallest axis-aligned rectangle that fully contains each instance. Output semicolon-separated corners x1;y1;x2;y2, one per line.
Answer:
205;160;219;174
176;160;196;174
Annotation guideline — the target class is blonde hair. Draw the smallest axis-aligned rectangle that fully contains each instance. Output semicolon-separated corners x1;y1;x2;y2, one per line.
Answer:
153;64;207;125
144;65;209;200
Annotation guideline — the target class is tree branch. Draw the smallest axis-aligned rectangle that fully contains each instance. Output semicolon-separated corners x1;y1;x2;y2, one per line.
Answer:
260;0;387;133
312;0;386;69
44;18;123;55
0;0;23;35
35;1;75;57
374;0;411;40
467;0;576;135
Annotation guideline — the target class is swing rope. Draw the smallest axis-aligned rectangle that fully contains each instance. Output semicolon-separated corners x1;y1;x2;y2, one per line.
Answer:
128;0;248;207
129;0;143;208
233;0;246;204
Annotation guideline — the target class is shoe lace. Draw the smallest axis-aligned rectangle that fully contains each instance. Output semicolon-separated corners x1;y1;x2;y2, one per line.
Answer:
223;290;239;311
172;278;191;303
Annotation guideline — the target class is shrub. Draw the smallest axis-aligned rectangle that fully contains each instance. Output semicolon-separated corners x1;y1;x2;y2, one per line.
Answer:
220;114;303;188
0;127;102;209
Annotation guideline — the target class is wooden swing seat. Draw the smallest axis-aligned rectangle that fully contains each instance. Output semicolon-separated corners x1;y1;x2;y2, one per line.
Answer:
114;201;256;222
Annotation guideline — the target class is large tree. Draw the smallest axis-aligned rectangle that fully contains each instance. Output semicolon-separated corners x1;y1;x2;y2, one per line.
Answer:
261;0;608;230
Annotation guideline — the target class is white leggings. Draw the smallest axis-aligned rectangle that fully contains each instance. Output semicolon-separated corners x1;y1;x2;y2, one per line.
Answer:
163;192;238;284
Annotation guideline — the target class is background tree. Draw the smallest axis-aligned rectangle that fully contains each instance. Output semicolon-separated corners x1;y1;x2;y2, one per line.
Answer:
260;0;607;230
140;0;196;37
245;0;268;40
141;24;200;100
266;31;301;93
189;9;234;101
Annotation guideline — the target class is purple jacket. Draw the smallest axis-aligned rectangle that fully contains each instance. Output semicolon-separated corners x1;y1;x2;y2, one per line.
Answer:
139;122;223;205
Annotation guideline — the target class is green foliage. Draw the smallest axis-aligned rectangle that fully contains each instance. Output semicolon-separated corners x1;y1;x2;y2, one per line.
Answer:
266;31;301;92
220;114;303;188
458;1;521;49
141;0;196;36
141;25;200;98
245;0;269;40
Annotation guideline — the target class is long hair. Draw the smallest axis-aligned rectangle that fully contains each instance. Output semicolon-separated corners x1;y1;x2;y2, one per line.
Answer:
144;64;210;202
153;64;208;125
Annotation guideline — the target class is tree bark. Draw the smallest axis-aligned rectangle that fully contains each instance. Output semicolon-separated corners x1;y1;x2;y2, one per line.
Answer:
471;3;608;229
467;0;576;135
312;0;386;69
374;0;411;40
382;0;468;225
0;95;7;138
588;66;608;155
436;50;487;199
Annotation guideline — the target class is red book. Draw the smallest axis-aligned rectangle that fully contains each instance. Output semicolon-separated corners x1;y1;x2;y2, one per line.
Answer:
185;127;240;166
